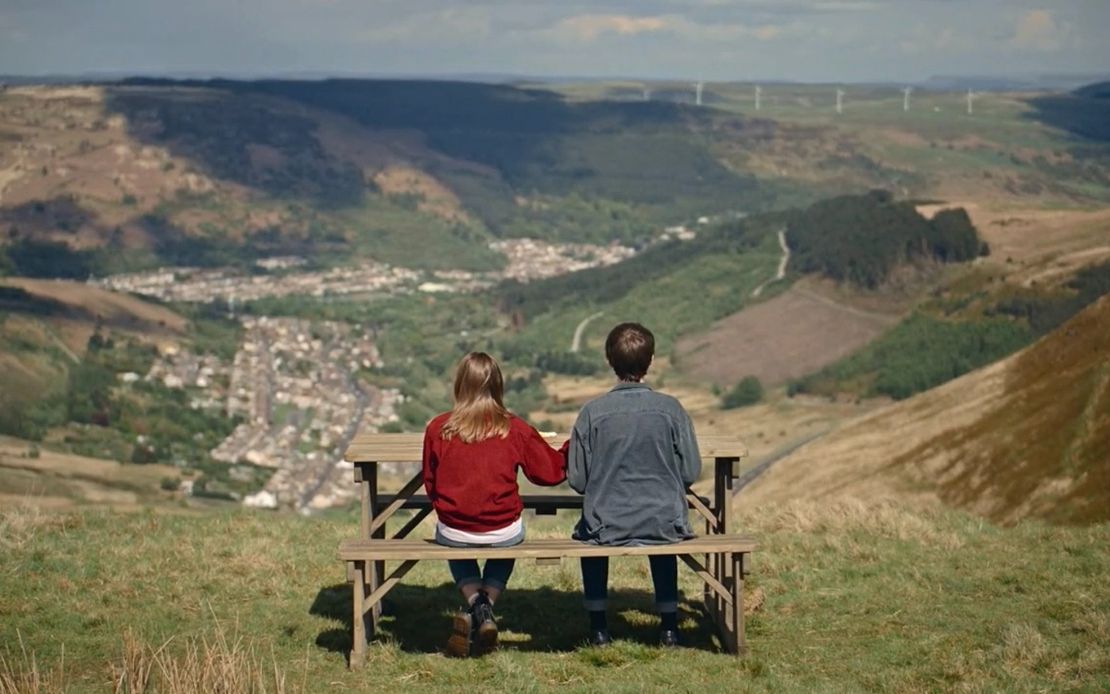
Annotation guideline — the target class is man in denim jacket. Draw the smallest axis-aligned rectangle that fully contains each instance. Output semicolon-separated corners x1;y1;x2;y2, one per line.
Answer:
568;322;701;647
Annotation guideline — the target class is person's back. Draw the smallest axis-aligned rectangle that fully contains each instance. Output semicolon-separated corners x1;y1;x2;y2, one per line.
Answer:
569;382;699;546
567;322;700;647
422;351;566;657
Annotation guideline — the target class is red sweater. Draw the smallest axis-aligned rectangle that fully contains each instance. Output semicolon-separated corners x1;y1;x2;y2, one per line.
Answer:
422;413;567;532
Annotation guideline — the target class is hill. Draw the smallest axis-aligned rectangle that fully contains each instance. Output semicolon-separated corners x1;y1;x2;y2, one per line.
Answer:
0;280;185;433
0;80;803;279
740;295;1110;526
1;503;1106;691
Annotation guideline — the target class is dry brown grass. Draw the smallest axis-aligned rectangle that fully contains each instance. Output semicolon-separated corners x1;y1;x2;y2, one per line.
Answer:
112;617;297;694
0;632;67;694
0;502;82;552
742;296;1110;526
746;498;965;551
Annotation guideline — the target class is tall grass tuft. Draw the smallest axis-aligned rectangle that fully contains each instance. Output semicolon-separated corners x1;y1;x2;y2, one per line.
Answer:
112;617;292;694
0;632;66;694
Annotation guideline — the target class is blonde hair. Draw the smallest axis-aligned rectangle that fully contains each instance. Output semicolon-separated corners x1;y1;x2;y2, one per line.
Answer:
441;352;511;443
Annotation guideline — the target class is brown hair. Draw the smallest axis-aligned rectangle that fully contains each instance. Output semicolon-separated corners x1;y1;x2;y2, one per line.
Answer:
441;352;512;443
605;322;654;381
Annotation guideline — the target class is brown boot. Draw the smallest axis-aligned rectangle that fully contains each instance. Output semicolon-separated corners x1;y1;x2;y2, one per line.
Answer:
445;609;473;658
472;595;498;656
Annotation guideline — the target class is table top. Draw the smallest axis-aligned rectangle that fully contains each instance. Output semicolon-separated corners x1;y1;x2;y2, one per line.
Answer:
344;432;748;463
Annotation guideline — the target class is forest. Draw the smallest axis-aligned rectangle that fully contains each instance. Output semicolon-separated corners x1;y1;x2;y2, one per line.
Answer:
785;190;984;288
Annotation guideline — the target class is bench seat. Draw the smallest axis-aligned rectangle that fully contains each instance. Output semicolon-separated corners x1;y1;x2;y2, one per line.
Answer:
339;535;758;561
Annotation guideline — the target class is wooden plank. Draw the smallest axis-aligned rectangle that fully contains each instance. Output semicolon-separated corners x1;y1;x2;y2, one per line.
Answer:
375;493;583;510
369;473;424;534
339;536;757;561
345;432;748;464
368;493;714;514
677;554;732;605
687;492;718;531
392;507;432;540
363;559;420;612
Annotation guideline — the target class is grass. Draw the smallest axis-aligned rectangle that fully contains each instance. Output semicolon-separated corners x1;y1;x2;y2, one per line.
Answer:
1;500;1107;692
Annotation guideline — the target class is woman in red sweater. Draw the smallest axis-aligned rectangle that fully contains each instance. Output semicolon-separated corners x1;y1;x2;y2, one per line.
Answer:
422;351;566;657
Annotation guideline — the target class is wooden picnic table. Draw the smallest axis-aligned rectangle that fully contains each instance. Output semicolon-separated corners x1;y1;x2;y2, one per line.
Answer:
341;431;751;665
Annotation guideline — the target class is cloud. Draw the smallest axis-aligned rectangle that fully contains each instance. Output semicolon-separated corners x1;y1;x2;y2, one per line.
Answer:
552;14;671;41
1010;9;1068;51
546;12;790;44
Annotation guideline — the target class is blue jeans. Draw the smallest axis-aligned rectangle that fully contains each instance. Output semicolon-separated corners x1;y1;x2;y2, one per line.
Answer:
581;555;679;613
435;525;523;592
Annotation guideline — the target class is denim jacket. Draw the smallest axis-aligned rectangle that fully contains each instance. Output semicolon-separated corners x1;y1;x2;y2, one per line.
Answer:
567;381;701;546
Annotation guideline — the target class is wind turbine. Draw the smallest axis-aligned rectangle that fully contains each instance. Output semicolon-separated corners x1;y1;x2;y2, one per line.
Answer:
694;79;704;106
966;88;975;115
836;88;845;115
902;86;913;112
754;84;762;111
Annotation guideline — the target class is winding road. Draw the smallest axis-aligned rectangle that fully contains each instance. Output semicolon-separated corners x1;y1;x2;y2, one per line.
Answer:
751;228;790;298
570;311;605;352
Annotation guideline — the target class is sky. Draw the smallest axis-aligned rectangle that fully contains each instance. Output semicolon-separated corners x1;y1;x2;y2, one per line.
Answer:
1;0;1108;83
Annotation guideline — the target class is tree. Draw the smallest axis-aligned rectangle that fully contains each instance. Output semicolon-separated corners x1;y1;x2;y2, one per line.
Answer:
721;376;763;409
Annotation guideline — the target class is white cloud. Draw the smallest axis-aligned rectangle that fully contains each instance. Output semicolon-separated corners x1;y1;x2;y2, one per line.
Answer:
545;12;790;44
1010;9;1069;52
553;14;671;41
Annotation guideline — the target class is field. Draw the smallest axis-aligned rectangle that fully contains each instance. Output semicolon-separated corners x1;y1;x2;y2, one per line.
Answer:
0;435;180;510
673;279;901;387
1;502;1107;693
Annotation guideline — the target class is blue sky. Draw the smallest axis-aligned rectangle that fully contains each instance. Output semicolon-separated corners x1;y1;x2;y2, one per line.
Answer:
1;0;1107;82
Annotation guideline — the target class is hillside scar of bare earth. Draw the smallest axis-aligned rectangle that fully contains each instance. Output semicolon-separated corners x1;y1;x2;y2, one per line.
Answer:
674;278;900;386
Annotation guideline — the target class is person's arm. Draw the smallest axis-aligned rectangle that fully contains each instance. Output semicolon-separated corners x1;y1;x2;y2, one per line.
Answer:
567;410;591;494
518;424;567;486
421;425;438;501
674;408;701;486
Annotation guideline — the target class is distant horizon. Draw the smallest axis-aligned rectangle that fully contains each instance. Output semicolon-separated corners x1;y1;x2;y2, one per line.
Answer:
2;69;1107;91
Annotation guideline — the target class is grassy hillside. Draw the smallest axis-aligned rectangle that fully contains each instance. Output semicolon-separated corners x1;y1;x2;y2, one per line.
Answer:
744;295;1110;526
1;503;1106;692
0;80;810;280
791;261;1110;401
8;79;1108;282
0;435;180;509
499;210;789;360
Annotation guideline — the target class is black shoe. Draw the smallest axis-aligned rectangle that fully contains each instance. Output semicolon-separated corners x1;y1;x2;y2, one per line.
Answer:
472;598;498;656
659;629;681;647
588;629;612;647
446;609;473;658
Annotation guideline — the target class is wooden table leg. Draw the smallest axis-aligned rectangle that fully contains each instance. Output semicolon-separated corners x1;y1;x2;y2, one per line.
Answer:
731;552;746;656
714;458;730;644
350;560;368;670
704;516;716;620
367;466;384;628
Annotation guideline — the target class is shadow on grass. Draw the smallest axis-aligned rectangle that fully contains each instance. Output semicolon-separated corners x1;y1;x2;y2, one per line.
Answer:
310;581;721;656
